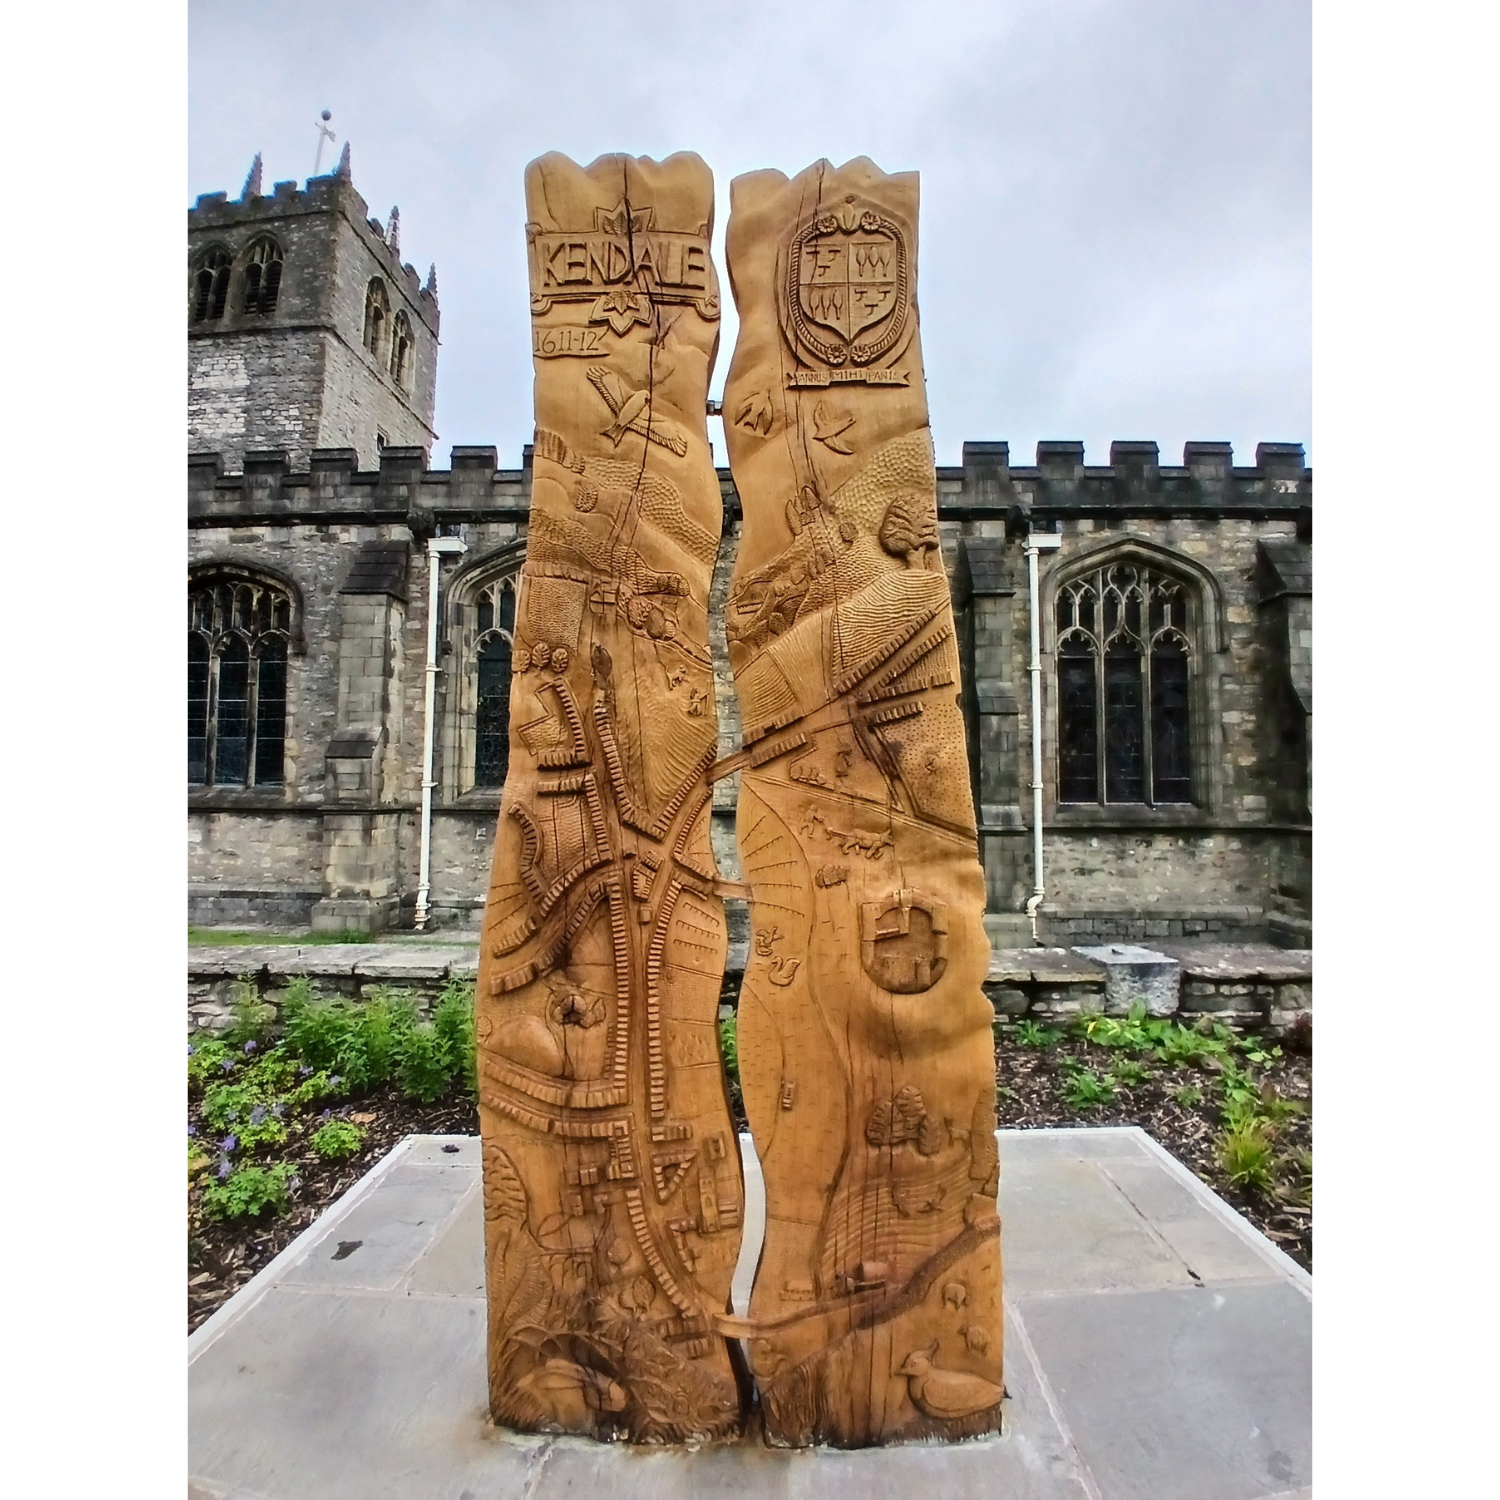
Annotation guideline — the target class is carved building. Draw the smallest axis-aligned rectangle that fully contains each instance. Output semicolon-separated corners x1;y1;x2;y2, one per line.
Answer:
188;160;1311;946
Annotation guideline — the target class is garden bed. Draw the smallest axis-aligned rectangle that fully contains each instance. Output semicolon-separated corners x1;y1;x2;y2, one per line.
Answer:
189;991;1309;1332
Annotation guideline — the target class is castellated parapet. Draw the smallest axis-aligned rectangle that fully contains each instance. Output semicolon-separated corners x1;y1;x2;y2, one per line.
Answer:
189;167;440;473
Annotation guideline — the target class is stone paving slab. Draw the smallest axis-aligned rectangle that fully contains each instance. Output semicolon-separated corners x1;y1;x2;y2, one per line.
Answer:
1155;944;1312;983
190;1128;1309;1500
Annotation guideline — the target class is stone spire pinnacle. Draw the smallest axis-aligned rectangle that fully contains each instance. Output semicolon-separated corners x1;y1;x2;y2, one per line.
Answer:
241;152;263;200
387;206;400;259
425;263;438;298
336;141;351;179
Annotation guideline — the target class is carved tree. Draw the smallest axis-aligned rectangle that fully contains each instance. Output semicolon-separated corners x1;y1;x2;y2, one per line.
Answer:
477;152;744;1443
720;158;1003;1447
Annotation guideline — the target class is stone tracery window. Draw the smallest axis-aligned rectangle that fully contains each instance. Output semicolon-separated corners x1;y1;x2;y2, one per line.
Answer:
1055;562;1194;805
242;237;283;316
473;574;517;787
189;575;292;787
363;278;389;359
192;246;232;322
389;311;414;388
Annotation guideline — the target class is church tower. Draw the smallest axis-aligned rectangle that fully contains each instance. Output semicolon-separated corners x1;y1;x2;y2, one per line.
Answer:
188;149;439;472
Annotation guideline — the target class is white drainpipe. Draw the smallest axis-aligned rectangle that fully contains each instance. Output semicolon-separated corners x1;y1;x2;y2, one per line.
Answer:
415;535;468;930
1024;530;1062;946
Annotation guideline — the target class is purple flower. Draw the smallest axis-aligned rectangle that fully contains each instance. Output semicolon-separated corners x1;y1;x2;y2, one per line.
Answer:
217;1160;232;1180
288;1176;302;1191
321;1108;332;1121
188;1044;195;1056
298;1066;312;1078
220;1134;237;1153
225;1109;239;1123
271;1102;285;1118
249;1104;267;1126
243;1040;257;1054
220;1060;234;1072
187;1123;197;1137
328;1075;341;1088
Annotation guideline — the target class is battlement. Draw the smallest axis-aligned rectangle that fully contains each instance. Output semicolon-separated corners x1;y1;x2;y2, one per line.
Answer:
190;438;1311;530
190;162;438;318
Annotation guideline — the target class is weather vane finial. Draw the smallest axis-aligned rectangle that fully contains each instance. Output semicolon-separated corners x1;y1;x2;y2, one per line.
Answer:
313;109;336;176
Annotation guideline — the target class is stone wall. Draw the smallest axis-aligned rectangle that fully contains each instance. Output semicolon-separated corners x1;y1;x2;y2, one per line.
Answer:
189;169;438;471
188;440;1309;941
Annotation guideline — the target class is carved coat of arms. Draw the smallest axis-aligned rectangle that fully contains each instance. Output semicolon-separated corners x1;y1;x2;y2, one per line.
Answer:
781;195;911;372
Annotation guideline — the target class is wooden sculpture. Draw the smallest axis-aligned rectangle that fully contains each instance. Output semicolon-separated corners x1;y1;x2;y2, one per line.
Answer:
476;152;747;1443
719;158;1003;1447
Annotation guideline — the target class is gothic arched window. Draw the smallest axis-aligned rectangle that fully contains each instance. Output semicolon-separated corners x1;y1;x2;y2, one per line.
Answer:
192;247;232;322
242;237;283;316
1055;562;1194;805
189;575;292;787
473;574;518;787
363;278;389;359
389;311;413;388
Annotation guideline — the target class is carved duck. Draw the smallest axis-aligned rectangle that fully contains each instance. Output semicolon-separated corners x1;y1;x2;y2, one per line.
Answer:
512;1358;628;1429
896;1343;1004;1421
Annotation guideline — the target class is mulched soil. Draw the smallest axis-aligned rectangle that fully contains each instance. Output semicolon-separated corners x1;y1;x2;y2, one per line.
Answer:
189;1026;1309;1332
995;1027;1312;1271
188;1086;479;1333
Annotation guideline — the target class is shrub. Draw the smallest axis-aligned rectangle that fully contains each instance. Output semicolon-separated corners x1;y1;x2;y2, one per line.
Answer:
201;1163;296;1222
394;1023;452;1103
1014;1019;1063;1048
1219;1119;1276;1194
310;1119;364;1161
1063;1068;1115;1110
432;981;477;1097
718;1015;739;1080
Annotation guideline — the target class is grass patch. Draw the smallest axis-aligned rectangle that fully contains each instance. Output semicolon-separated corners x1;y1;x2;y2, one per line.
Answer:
190;927;373;946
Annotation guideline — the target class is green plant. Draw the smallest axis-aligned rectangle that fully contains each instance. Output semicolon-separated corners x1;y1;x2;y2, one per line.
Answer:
1064;1068;1115;1110
432;981;477;1097
718;1015;739;1080
1219;1119;1276;1194
310;1118;364;1161
1015;1019;1062;1048
395;1022;452;1103
201;1163;296;1222
223;976;276;1047
1172;1084;1203;1108
1109;1057;1150;1089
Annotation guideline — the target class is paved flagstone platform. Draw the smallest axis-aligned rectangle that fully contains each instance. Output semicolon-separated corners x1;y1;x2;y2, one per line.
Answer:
189;1127;1310;1500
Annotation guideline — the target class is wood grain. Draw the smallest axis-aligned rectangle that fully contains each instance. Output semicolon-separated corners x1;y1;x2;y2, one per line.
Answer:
477;152;747;1443
721;157;1004;1448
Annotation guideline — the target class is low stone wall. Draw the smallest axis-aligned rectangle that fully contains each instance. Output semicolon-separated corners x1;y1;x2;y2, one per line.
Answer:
984;944;1311;1035
188;943;479;1033
189;940;1310;1037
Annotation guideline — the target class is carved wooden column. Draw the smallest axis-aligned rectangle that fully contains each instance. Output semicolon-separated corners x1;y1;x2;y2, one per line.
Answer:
721;158;1004;1447
477;152;746;1443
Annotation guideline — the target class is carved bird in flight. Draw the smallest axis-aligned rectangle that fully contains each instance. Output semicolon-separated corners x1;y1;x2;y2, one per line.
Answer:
896;1343;1005;1421
586;365;688;455
812;399;855;454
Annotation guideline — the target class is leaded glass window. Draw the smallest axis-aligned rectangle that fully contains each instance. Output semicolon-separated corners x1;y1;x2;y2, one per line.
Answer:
1055;563;1194;805
242;237;283;316
390;311;413;387
192;247;231;322
363;278;389;358
473;574;517;787
188;576;292;787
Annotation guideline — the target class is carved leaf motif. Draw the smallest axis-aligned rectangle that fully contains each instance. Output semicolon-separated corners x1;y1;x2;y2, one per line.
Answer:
893;1085;926;1140
969;1088;1000;1193
917;1112;947;1157
485;1141;530;1223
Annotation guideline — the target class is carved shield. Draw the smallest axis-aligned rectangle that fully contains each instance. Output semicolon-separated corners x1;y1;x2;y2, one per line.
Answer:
783;199;910;368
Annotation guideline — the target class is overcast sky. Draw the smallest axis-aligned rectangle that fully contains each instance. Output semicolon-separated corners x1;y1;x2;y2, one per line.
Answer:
188;0;1310;470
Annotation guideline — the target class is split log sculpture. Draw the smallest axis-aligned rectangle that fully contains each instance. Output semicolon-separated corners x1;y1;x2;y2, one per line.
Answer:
720;158;1003;1447
477;152;747;1442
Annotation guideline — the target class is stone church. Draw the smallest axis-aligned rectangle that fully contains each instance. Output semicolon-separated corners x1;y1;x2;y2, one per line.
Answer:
188;155;1311;947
